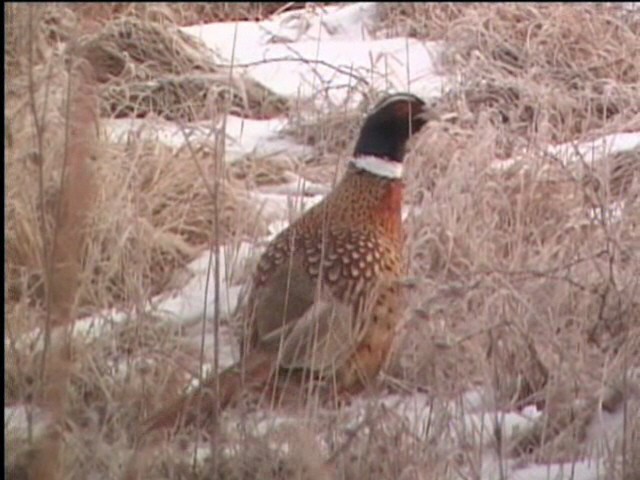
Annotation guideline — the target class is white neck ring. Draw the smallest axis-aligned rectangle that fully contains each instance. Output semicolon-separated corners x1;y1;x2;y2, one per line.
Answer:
350;156;403;179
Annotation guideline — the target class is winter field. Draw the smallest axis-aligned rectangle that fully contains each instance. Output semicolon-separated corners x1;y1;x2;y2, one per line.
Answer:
5;3;640;479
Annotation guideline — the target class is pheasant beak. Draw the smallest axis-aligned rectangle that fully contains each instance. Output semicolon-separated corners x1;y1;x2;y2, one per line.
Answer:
415;106;439;123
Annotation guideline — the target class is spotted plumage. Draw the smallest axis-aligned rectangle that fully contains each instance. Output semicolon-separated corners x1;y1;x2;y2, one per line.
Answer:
142;93;430;432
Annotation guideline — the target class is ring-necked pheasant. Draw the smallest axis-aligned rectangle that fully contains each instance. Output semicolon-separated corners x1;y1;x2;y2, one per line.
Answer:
143;93;430;432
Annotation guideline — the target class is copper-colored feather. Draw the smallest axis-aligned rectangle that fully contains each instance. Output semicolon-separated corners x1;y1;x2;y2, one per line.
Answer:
142;350;274;432
142;93;430;433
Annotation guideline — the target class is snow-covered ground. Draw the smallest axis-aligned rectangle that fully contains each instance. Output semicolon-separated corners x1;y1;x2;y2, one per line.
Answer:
182;3;446;107
7;3;639;479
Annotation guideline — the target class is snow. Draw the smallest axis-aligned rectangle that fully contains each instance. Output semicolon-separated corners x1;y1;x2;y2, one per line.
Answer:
151;279;243;327
227;37;444;105
103;2;446;161
547;132;640;168
492;131;640;173
103;116;313;162
247;190;325;229
509;460;604;480
103;117;214;149
621;2;640;12
587;200;625;224
490;131;640;226
7;307;131;352
6;185;326;356
7;4;637;478
181;2;446;108
4;404;51;443
222;116;313;162
150;241;255;326
256;171;331;196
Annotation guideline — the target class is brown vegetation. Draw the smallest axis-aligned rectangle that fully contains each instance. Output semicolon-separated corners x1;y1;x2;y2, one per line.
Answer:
5;3;640;479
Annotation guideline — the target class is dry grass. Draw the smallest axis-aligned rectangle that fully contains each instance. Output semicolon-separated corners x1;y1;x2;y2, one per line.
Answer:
381;3;640;157
5;5;292;318
68;3;319;28
5;3;640;480
391;1;640;474
72;15;288;121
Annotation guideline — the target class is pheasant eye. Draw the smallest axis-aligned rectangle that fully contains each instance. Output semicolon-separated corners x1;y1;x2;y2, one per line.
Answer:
392;102;410;118
353;93;427;163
